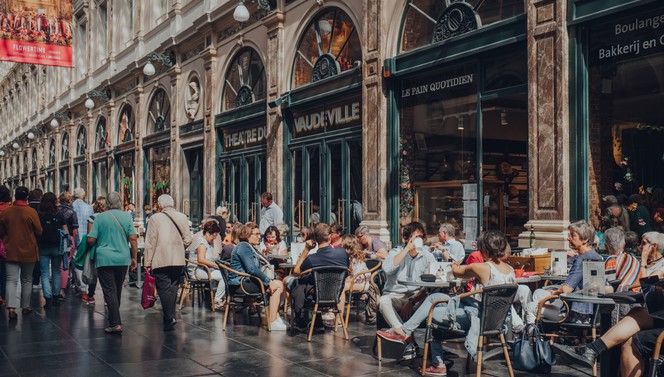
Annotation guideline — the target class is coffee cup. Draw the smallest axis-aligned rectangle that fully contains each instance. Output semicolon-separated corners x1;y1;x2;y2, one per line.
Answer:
412;237;424;252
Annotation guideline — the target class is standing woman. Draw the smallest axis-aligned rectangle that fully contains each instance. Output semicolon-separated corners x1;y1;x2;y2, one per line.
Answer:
144;194;192;331
87;192;138;334
0;186;42;319
0;185;11;307
37;192;69;308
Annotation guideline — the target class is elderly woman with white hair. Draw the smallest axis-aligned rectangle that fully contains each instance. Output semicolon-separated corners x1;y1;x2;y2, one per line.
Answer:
144;194;192;330
87;191;138;334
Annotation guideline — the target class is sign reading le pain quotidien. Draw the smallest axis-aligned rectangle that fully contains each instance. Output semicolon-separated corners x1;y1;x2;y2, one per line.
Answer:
291;99;362;138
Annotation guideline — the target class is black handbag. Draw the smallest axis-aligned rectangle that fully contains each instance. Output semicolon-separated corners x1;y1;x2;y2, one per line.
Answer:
512;324;556;373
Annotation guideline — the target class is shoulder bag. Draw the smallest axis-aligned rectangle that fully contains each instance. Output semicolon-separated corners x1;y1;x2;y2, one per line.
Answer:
512;323;556;373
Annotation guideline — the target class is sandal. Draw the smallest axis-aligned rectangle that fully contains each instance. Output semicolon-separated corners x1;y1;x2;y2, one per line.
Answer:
8;310;17;320
104;325;123;334
22;307;32;315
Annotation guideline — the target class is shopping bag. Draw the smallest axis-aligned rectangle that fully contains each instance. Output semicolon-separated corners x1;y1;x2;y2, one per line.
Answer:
82;252;97;285
141;268;157;310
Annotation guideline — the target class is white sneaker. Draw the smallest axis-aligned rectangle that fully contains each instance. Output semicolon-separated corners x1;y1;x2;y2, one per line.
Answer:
270;318;288;331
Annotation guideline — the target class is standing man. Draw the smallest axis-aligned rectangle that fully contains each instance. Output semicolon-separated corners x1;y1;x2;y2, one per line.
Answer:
72;188;93;245
28;189;43;286
0;186;42;319
144;194;192;331
57;191;79;299
259;192;283;235
431;223;466;262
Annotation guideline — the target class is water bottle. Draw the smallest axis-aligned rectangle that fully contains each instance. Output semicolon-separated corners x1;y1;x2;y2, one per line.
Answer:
529;225;536;248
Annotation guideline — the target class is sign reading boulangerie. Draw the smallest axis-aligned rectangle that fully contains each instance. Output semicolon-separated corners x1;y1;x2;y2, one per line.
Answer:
223;125;267;151
290;97;362;138
0;0;73;67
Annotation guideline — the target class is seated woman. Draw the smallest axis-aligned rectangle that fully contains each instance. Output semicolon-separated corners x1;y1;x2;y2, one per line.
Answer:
188;221;225;310
333;235;371;323
228;223;287;331
330;224;344;248
377;230;516;376
525;220;602;324
259;225;288;256
558;231;664;373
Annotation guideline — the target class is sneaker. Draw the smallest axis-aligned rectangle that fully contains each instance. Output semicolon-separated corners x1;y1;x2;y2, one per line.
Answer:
270;318;288;331
418;364;447;376
82;295;95;304
553;343;596;367
376;329;412;343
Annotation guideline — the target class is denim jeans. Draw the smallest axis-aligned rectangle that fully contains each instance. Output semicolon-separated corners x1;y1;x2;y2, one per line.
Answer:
40;254;62;299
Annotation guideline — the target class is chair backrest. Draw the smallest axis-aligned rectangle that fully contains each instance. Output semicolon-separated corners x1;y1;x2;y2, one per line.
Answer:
366;259;381;270
479;283;518;335
312;266;349;305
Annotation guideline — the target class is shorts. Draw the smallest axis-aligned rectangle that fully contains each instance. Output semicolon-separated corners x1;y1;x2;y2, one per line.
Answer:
633;326;664;360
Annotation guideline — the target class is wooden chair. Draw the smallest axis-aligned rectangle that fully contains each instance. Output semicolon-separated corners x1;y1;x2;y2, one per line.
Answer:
216;261;272;332
178;258;217;312
649;330;664;377
290;266;350;341
419;284;518;377
343;261;382;328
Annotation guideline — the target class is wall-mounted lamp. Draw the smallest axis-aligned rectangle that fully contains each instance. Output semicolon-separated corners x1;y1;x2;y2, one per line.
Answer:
27;132;35;140
85;89;111;110
51;111;72;128
12;142;19;150
318;19;332;36
233;0;274;22
501;110;509;126
143;52;174;76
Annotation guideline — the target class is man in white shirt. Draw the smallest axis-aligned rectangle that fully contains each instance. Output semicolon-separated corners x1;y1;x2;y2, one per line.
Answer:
259;192;283;235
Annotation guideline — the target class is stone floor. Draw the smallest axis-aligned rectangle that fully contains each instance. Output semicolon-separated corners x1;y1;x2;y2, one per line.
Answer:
0;285;595;377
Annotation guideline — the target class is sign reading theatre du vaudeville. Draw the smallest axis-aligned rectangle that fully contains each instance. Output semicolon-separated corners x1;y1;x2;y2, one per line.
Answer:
0;0;73;67
290;97;362;138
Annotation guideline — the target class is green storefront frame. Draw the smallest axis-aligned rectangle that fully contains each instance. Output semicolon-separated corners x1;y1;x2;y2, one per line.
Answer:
384;16;527;246
568;0;660;221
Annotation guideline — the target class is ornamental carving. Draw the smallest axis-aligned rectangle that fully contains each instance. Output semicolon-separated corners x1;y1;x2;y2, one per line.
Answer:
432;2;481;43
311;54;339;82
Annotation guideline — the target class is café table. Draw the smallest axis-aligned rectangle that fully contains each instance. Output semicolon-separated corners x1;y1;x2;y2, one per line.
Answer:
539;274;568;287
559;292;616;377
397;279;466;292
515;276;541;284
267;254;290;260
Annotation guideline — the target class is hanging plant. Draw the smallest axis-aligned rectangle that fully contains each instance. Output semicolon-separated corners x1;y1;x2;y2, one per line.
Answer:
399;135;415;218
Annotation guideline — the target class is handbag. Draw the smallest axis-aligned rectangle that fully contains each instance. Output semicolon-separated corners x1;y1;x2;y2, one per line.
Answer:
0;240;6;260
82;251;97;285
141;268;157;309
512;323;556;373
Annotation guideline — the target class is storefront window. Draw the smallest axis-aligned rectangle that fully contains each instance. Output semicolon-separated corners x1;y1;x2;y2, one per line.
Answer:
48;139;56;165
587;8;664;233
119;153;134;208
95;117;108;151
75;164;87;192
400;0;525;52
292;8;362;88
223;48;266;111
118;104;135;143
148;145;170;206
61;133;69;161
94;160;108;198
31;149;37;171
76;126;86;156
147;89;170;134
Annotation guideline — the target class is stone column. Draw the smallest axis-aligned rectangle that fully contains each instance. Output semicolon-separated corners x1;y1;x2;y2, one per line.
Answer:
264;11;285;205
169;66;182;211
203;46;217;218
134;84;145;215
362;0;390;243
519;0;571;249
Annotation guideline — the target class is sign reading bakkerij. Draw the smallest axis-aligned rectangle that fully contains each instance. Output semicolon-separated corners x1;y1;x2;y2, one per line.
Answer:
592;12;664;63
0;0;73;67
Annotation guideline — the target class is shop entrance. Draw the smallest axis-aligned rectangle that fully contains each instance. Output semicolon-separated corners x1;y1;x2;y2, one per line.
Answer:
290;135;363;237
220;151;266;224
185;148;204;228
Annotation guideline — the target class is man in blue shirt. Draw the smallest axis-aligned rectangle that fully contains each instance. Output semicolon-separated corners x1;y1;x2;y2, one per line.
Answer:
430;223;465;262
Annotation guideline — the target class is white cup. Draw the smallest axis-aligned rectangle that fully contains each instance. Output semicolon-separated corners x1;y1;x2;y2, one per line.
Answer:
413;237;424;252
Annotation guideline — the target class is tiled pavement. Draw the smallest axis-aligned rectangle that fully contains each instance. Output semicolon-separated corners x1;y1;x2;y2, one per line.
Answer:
0;286;594;377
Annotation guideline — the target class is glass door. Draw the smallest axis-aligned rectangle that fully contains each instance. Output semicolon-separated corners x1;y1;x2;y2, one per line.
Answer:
220;152;266;224
185;149;204;228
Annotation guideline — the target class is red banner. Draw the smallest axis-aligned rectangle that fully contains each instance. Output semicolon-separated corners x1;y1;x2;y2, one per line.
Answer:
0;1;73;67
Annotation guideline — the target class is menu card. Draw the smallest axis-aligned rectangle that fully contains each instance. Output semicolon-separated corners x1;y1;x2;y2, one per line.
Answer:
550;251;567;276
583;261;606;295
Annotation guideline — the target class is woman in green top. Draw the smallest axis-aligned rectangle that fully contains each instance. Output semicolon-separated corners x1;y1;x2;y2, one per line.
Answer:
87;192;138;334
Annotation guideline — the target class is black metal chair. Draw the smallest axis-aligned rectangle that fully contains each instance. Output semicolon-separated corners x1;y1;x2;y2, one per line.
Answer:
178;258;217;312
216;261;272;332
420;284;518;377
291;266;350;341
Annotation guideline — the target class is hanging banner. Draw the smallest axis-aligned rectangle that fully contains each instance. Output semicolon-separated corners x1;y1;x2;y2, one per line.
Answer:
0;1;73;67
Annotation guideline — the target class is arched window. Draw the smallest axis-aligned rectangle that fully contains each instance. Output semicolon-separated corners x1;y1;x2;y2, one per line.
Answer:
118;104;135;143
400;0;525;52
61;133;70;160
77;126;87;156
147;89;170;134
48;139;56;165
23;151;28;171
292;8;362;88
96;116;108;151
222;48;266;111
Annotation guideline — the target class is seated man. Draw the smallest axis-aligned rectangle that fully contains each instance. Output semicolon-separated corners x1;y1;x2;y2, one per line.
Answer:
557;232;664;370
622;327;664;376
430;223;465;263
378;222;436;329
290;222;350;329
525;220;602;324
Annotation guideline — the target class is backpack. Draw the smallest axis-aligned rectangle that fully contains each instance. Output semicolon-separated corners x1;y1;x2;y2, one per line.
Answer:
39;213;62;246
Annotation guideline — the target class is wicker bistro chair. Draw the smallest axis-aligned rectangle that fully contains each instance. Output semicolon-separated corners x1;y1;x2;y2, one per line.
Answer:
216;261;272;332
178;258;217;312
419;284;518;377
344;261;382;328
649;330;664;377
291;266;350;341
